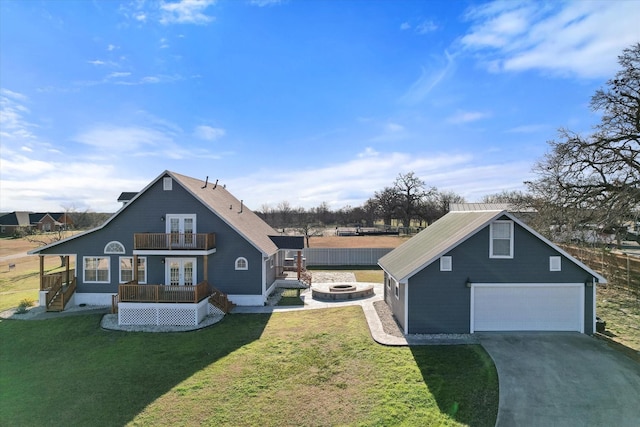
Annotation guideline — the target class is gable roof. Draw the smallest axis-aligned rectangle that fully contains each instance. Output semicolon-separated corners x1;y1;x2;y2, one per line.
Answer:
378;210;606;284
30;171;281;256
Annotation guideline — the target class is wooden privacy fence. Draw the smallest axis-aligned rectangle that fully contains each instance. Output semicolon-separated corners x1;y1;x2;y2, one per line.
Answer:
302;248;393;266
559;244;640;296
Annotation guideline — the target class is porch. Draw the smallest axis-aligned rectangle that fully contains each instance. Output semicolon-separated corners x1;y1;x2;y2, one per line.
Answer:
118;280;210;304
39;256;76;312
113;280;234;326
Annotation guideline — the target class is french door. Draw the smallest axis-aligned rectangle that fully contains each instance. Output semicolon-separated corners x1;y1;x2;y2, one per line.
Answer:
166;258;196;286
166;214;196;248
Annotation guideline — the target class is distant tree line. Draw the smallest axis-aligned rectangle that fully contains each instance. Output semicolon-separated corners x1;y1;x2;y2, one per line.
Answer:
257;171;467;233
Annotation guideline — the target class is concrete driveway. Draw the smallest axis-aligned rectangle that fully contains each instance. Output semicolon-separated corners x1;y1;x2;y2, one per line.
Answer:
479;333;640;427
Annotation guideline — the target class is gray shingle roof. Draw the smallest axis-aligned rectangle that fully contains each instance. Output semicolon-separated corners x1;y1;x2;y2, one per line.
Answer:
379;210;502;282
170;172;280;255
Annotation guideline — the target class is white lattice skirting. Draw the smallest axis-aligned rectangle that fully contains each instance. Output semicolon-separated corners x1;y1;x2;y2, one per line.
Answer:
118;299;216;326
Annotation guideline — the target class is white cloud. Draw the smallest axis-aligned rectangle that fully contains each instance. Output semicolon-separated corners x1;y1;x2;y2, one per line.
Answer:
160;0;216;25
74;125;174;151
107;72;131;79
400;22;411;31
250;0;283;6
107;44;118;51
461;1;640;79
447;110;491;124
228;149;475;209
416;20;438;34
506;124;549;134
194;125;226;140
0;90;36;140
88;59;106;66
400;50;455;104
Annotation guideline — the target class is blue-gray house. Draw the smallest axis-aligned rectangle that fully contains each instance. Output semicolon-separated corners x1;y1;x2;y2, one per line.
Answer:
378;209;607;335
29;171;303;325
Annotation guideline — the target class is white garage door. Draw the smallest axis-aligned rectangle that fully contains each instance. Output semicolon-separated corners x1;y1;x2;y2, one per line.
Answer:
472;284;584;333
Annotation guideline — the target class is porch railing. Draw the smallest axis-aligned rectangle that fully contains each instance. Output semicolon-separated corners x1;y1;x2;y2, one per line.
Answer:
118;280;210;303
41;270;75;291
134;233;216;251
43;271;76;310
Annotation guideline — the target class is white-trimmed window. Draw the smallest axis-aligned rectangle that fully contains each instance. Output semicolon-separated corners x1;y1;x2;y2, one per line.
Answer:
440;256;452;271
120;257;147;283
394;281;400;299
490;220;514;258
270;257;274;269
235;257;248;270
549;256;562;272
163;177;172;190
83;257;110;283
386;276;391;289
104;241;125;254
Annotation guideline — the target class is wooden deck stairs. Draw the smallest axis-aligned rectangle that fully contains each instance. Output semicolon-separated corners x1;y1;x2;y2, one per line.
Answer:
209;286;235;314
46;283;75;312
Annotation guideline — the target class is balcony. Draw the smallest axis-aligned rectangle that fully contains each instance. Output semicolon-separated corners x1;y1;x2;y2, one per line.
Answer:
134;233;216;251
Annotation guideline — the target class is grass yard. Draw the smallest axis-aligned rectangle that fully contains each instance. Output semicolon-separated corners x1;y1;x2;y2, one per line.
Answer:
0;307;498;427
597;286;640;352
276;288;305;306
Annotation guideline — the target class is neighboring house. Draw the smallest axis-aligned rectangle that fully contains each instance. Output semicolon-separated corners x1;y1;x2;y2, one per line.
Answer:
378;209;606;335
0;212;72;235
29;171;304;325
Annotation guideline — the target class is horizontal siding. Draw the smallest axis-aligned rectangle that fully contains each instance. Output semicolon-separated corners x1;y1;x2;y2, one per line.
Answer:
303;248;392;266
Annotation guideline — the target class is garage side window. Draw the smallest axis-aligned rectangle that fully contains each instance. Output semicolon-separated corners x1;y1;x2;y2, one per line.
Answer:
235;257;248;270
490;220;514;258
440;256;452;271
394;281;399;299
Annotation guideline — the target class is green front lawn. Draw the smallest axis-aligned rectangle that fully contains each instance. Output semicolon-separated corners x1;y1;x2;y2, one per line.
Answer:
0;307;497;426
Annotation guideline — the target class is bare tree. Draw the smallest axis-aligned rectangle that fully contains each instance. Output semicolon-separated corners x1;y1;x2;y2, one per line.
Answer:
394;172;435;227
527;43;640;246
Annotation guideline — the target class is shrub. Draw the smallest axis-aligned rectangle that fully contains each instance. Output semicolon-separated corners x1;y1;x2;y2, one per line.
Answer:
15;298;35;314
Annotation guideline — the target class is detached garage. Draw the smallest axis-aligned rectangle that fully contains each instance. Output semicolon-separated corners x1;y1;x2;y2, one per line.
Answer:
378;208;606;335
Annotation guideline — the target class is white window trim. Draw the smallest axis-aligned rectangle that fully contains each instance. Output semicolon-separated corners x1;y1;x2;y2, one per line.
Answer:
83;256;110;283
440;256;452;272
165;214;197;234
394;280;399;300
104;241;125;254
489;220;514;259
119;256;147;284
549;256;562;271
164;257;197;286
235;257;248;270
163;177;172;190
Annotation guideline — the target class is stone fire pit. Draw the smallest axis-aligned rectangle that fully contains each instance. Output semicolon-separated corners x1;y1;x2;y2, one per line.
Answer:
312;283;375;301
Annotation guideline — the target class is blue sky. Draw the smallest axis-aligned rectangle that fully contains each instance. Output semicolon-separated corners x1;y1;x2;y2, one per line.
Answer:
1;0;639;213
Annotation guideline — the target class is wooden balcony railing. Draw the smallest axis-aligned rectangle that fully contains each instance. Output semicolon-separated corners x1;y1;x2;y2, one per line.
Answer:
118;280;210;303
134;233;216;251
